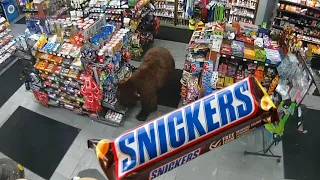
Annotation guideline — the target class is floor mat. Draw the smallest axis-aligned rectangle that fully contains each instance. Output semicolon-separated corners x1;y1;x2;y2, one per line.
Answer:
157;69;182;108
282;108;320;180
155;26;192;44
0;59;30;108
0;106;80;179
15;17;26;24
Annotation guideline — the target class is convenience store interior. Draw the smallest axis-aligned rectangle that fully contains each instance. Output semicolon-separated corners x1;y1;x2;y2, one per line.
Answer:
1;0;320;179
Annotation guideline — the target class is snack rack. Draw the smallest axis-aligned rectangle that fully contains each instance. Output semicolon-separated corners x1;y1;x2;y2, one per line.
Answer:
272;0;320;55
180;22;282;105
243;51;319;161
21;12;134;126
228;0;259;24
0;17;16;71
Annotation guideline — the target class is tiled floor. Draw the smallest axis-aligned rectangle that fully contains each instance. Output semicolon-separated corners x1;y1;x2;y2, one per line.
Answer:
0;38;287;180
3;31;320;179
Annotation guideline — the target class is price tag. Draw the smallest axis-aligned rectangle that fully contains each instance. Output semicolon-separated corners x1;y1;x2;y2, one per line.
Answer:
231;56;235;59
222;54;226;57
243;58;247;61
67;55;71;59
265;64;269;66
254;61;257;64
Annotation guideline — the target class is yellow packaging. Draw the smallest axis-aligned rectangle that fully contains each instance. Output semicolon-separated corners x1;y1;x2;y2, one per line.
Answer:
244;49;255;60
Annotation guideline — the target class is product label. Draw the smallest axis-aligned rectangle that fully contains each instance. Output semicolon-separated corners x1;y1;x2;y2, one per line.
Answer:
113;78;258;179
222;133;235;144
149;148;201;180
209;121;261;151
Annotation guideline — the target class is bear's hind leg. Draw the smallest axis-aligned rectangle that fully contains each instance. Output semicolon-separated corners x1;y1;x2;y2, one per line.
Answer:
136;95;157;121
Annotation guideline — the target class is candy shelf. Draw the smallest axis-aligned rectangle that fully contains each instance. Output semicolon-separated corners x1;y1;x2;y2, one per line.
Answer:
220;54;279;68
180;21;282;105
274;17;320;31
228;0;259;24
272;25;283;30
91;116;122;127
101;101;126;114
0;17;16;71
278;0;320;12
154;0;187;28
231;4;256;10
277;9;320;22
273;1;320;55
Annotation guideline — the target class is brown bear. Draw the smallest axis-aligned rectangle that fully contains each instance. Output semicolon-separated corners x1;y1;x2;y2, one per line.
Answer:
116;47;175;121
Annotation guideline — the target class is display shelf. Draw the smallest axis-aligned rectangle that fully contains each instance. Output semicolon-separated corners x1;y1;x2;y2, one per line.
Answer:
302;39;320;45
41;75;82;89
22;8;39;13
0;55;14;71
277;9;320;22
93;107;126;127
275;17;320;31
0;17;6;25
231;4;256;10
272;25;284;30
230;13;254;19
278;0;320;12
43;82;82;95
0;17;15;71
37;68;82;81
0;26;7;34
228;0;259;24
91;116;122;127
297;32;320;40
0;36;13;49
0;42;16;56
101;101;126;114
155;14;174;18
47;91;83;105
220;54;280;67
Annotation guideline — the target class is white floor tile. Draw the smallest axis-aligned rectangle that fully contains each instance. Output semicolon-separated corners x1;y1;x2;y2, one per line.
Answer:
50;172;69;180
55;155;80;178
216;169;263;180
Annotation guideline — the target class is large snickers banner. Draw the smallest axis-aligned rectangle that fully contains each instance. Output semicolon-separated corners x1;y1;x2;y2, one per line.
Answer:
88;77;279;180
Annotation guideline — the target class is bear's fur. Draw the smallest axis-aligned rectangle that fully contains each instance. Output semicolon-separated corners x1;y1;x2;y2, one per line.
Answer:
116;47;175;121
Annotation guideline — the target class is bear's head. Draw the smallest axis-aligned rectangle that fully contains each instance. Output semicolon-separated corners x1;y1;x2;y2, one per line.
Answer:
115;78;140;110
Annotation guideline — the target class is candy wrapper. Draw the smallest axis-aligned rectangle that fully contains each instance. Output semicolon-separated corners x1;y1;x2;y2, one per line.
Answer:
88;77;279;180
